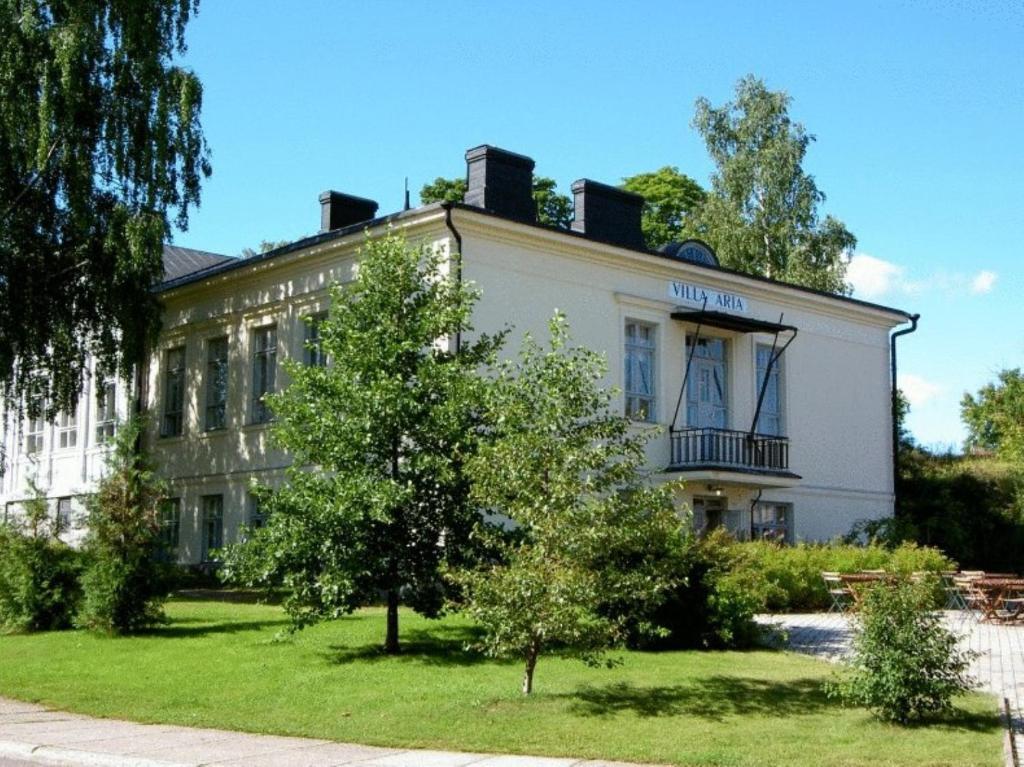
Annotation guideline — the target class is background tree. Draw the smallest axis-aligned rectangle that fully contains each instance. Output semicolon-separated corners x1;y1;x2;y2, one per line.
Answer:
420;175;572;228
961;368;1024;462
621;166;706;250
239;240;291;259
454;314;685;694
220;232;502;652
78;417;169;633
691;75;855;294
0;0;211;420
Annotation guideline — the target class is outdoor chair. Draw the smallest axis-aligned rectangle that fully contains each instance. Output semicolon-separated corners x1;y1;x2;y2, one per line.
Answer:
822;571;852;614
942;571;967;610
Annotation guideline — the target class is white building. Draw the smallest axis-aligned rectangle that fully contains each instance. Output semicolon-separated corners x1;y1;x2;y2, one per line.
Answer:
0;145;917;563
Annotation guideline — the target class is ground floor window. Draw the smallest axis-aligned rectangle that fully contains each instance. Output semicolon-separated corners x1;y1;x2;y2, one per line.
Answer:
752;501;791;542
56;497;72;534
159;498;181;551
201;494;224;561
248;493;267;530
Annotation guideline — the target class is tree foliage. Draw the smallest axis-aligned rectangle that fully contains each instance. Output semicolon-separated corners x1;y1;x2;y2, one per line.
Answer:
961;368;1024;462
220;232;502;652
453;314;685;694
420;175;572;228
621;166;706;250
239;239;290;259
78;416;168;633
0;0;211;419
691;75;854;294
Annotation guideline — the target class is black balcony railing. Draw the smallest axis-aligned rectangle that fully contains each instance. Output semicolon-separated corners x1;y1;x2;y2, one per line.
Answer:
670;427;790;473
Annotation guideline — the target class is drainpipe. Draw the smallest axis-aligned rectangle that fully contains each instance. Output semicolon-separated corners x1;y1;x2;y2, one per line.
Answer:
890;313;920;514
442;202;463;353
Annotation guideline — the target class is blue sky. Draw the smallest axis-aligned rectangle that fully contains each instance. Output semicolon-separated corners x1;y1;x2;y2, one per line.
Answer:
172;1;1023;450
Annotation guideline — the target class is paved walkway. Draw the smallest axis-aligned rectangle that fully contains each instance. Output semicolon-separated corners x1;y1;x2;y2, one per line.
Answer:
759;611;1023;764
0;697;649;767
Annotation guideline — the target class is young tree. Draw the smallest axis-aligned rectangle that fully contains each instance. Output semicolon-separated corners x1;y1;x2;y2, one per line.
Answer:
420;176;572;228
691;75;855;294
454;314;686;694
220;232;502;652
0;1;211;420
78;417;168;633
961;368;1024;462
621;166;706;250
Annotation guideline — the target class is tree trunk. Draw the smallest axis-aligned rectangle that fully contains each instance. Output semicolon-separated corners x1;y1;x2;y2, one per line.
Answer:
522;644;539;695
384;588;400;654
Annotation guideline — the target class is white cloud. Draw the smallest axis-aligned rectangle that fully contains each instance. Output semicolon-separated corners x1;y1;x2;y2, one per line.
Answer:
846;253;904;298
898;373;942;407
970;270;997;294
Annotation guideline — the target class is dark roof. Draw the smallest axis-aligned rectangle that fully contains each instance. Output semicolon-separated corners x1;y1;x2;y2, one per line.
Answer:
162;245;235;282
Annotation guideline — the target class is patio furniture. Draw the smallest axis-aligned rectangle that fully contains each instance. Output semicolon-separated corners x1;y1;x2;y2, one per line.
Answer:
839;572;892;608
973;578;1024;624
822;571;853;613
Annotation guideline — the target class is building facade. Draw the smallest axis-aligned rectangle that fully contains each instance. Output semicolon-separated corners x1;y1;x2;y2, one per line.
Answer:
0;145;916;562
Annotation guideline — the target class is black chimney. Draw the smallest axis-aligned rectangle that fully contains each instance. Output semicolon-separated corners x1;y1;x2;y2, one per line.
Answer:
319;191;379;233
463;145;536;222
569;179;645;250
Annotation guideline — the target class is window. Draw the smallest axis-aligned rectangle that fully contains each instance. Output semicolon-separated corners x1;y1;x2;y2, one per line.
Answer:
58;410;77;449
205;337;229;431
755;344;783;436
25;402;44;455
158;498;181;551
248;493;267;530
304;313;328;367
251;326;277;424
752;501;790;542
95;380;117;444
161;346;186;437
56;497;72;534
685;337;728;429
624;321;656;422
201;494;223;561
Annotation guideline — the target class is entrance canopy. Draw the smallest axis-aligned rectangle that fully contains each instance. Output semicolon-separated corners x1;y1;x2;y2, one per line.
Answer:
670;309;797;335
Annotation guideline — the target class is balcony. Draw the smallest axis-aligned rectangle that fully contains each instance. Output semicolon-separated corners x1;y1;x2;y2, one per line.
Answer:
669;427;794;476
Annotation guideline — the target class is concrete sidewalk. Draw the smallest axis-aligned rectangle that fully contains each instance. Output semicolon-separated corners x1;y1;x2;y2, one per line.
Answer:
0;697;648;767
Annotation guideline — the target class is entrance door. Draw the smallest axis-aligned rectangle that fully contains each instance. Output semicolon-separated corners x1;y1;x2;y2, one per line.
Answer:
686;338;727;429
693;496;726;535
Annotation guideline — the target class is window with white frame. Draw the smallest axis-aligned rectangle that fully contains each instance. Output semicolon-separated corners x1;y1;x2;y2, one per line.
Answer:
201;494;223;561
58;410;77;449
304;313;328;367
56;497;72;534
685;336;728;429
624;321;656;422
161;347;187;437
25;401;44;455
752;501;790;542
95;380;117;444
158;498;181;551
755;344;783;436
248;493;267;530
205;337;229;431
251;326;277;424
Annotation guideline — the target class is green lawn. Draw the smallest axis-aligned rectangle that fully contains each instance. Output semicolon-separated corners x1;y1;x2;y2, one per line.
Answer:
0;598;1003;767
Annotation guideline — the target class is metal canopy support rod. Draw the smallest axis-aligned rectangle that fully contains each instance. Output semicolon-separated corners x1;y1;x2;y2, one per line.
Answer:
749;313;798;440
671;296;708;435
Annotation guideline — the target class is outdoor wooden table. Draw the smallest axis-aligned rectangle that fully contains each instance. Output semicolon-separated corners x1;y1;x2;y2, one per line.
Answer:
973;578;1024;623
839;573;894;607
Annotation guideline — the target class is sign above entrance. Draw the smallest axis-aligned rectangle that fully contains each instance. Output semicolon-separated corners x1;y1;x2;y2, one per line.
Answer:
668;281;748;314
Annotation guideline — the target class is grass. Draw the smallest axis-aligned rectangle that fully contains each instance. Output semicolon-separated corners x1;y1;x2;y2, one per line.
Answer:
0;597;1004;767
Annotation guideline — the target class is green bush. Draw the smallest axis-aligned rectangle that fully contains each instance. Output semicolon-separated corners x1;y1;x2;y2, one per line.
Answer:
77;418;169;633
0;492;82;632
735;540;953;612
827;578;975;723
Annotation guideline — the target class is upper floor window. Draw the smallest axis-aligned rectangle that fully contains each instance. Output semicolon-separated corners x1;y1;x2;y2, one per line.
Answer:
755;344;783;436
304;313;328;368
95;380;117;445
624;321;656;422
161;347;187;437
686;337;728;429
251;326;277;424
205;337;229;431
25;403;44;455
58;410;77;449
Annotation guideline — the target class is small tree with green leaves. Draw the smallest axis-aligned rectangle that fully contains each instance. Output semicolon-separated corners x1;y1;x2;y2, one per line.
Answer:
220;232;502;652
828;578;975;723
961;368;1024;462
454;314;686;694
420;175;572;228
621;166;706;250
77;417;168;633
0;480;81;632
